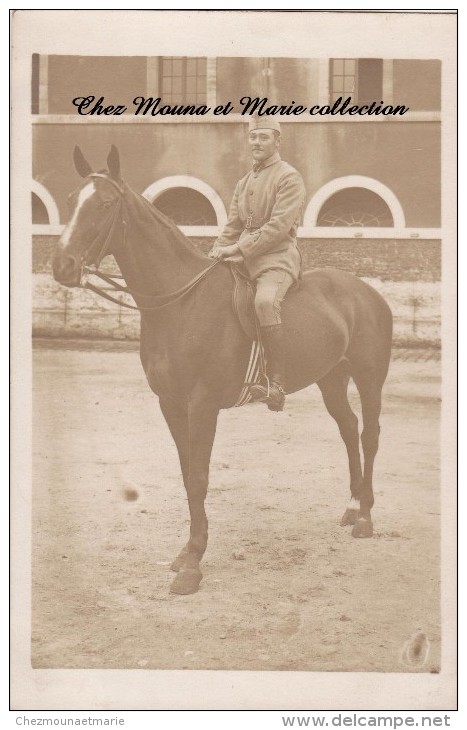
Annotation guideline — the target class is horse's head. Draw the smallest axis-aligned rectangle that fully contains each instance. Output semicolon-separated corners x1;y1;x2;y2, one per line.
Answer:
52;145;125;287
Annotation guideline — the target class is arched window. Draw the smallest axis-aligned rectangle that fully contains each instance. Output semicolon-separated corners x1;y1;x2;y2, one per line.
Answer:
143;176;227;228
153;187;217;226
32;192;49;224
31;181;60;228
304;175;405;229
317;188;394;227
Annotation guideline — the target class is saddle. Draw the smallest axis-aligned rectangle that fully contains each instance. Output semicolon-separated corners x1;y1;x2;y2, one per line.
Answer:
229;264;259;341
229;263;300;340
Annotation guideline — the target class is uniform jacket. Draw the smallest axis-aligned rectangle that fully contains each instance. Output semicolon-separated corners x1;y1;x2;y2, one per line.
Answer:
215;152;306;281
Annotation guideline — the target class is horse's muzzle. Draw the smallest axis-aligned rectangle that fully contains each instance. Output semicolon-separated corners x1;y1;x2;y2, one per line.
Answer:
52;251;82;287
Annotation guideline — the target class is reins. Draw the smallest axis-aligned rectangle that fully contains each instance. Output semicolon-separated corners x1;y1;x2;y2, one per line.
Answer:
81;261;220;311
79;174;220;311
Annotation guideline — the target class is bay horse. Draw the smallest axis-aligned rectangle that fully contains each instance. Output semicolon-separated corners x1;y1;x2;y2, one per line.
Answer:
52;145;393;595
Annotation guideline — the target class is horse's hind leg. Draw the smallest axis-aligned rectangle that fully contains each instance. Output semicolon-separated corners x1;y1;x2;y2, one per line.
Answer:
317;362;363;527
350;371;384;538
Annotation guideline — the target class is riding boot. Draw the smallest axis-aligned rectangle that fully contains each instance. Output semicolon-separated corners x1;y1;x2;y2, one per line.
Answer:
250;324;286;411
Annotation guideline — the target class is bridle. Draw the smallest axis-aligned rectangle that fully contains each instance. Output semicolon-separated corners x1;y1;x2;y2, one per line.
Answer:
79;174;126;273
76;173;219;312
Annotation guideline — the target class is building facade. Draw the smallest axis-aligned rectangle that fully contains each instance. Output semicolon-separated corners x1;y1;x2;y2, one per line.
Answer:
31;55;442;343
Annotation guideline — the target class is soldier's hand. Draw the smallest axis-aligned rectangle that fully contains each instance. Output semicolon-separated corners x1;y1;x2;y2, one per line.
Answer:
208;246;223;259
218;244;240;258
223;254;244;264
209;243;241;260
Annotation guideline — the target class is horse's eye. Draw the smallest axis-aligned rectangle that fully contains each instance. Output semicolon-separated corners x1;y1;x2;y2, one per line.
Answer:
102;200;113;210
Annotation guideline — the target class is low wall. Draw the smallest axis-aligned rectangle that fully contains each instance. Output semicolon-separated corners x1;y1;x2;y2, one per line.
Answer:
33;235;441;346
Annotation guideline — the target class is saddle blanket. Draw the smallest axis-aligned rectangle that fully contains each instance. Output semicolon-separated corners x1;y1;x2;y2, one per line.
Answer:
235;340;266;407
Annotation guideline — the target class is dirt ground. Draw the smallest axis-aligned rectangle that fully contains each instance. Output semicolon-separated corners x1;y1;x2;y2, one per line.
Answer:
31;340;441;673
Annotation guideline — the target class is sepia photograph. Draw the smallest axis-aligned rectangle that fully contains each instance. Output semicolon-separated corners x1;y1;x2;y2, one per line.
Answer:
11;9;457;711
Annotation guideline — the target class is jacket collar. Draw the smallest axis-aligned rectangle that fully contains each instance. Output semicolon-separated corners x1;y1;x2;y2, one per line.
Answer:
252;151;281;173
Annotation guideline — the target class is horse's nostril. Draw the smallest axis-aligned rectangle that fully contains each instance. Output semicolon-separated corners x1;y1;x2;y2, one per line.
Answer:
52;252;80;285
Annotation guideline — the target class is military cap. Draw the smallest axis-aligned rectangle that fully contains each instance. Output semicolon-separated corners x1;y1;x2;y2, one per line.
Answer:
248;116;281;133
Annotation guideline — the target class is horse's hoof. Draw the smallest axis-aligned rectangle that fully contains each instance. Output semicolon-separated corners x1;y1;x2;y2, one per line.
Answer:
170;550;189;573
351;517;373;538
340;508;359;526
170;568;203;595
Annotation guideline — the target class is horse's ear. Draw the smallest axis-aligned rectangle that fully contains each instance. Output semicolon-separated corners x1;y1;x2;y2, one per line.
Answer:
107;145;121;181
73;146;93;178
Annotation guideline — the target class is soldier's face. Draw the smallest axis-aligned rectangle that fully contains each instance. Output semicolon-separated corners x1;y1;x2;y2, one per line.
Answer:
249;129;280;163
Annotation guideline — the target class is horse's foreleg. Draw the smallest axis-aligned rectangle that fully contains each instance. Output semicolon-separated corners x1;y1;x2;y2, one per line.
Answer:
317;364;363;527
159;398;192;572
169;397;219;595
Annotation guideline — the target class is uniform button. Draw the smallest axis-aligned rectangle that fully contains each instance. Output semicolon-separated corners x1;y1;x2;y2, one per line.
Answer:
249;190;253;195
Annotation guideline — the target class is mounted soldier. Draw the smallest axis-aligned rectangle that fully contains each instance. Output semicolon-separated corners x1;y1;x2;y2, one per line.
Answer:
53;144;392;594
209;117;306;411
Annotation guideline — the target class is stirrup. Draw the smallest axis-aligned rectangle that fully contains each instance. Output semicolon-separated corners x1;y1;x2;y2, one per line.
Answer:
249;378;285;411
266;382;286;412
249;375;271;402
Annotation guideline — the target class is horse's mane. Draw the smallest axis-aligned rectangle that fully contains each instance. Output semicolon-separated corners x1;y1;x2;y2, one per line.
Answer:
121;178;208;262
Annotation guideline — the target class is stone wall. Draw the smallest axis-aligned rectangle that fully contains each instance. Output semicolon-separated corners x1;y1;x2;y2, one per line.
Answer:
33;235;441;346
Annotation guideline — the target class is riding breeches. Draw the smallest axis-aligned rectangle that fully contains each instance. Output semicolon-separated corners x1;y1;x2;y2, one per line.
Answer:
254;269;294;327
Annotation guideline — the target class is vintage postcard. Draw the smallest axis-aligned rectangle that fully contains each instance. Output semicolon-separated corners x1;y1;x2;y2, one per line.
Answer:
11;10;457;712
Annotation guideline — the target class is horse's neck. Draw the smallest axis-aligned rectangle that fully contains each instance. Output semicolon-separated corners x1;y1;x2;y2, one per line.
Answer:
114;190;209;296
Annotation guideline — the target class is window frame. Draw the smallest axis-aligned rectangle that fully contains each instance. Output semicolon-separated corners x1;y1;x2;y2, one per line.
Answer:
159;56;207;105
